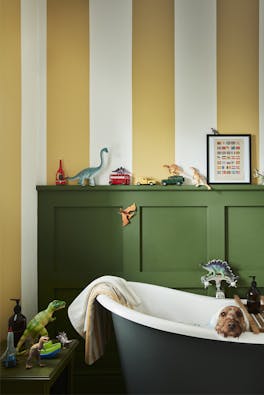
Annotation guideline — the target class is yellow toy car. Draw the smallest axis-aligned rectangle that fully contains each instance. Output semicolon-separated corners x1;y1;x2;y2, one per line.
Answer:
136;177;156;186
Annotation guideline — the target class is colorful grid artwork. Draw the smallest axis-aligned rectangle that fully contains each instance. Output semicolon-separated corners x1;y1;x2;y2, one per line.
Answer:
214;139;244;180
207;134;251;184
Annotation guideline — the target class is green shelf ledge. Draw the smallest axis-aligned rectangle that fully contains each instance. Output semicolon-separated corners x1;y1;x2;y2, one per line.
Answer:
36;184;264;192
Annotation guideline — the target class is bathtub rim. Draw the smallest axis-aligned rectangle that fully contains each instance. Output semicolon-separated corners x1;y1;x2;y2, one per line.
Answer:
97;281;264;345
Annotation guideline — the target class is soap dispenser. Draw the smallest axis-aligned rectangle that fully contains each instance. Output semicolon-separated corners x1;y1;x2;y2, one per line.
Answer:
8;299;27;347
246;276;261;314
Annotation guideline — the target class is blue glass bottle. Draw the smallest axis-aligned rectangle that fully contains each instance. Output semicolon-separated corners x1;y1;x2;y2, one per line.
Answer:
1;328;17;368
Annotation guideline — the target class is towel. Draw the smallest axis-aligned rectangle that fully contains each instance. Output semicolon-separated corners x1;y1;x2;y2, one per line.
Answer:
68;276;141;364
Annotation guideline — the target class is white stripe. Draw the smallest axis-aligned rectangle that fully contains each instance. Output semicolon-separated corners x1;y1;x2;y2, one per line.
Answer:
175;0;217;182
260;0;264;172
21;0;47;319
89;0;132;185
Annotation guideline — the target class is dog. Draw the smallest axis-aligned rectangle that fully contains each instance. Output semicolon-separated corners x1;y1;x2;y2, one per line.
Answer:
215;305;247;338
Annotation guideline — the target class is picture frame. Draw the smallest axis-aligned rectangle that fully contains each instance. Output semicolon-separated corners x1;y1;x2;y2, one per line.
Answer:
207;134;251;184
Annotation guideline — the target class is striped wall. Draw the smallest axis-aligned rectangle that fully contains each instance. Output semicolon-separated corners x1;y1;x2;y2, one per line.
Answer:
47;0;89;184
175;0;217;175
260;0;264;171
218;0;259;172
133;0;175;181
21;0;47;328
1;0;263;339
0;0;21;341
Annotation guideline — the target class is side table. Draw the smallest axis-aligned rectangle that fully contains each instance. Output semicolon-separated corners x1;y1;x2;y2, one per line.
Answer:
0;339;79;394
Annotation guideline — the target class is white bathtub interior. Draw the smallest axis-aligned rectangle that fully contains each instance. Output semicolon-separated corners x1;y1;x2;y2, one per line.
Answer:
97;281;264;345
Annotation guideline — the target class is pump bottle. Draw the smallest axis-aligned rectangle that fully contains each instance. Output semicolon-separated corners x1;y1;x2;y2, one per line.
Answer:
246;275;261;314
8;298;27;347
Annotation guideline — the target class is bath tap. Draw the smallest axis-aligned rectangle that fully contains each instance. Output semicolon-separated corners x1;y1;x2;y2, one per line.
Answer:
201;259;239;298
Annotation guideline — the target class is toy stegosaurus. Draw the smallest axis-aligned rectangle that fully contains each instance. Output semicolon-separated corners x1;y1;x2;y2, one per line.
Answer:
201;259;239;288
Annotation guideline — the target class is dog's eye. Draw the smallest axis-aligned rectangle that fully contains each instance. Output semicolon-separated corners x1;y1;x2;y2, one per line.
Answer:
236;310;243;318
221;311;226;317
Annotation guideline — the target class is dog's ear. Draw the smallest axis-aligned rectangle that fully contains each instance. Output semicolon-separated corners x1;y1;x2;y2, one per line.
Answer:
215;321;223;333
215;315;223;334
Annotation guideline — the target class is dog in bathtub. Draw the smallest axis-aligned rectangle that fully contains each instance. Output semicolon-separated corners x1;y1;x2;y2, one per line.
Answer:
211;305;249;338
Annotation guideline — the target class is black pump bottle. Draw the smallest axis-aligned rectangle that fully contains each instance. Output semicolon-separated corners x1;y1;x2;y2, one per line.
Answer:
8;299;27;347
246;276;261;314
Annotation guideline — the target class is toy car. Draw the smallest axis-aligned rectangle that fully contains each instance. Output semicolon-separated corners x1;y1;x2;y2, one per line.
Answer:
136;177;156;186
40;341;61;359
161;175;184;186
109;167;131;185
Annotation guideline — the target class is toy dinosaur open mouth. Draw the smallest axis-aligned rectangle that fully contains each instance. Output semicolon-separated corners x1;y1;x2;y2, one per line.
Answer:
57;302;66;310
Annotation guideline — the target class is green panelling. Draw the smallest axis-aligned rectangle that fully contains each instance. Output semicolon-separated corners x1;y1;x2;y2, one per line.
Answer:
226;206;264;285
37;185;264;394
141;206;207;272
54;206;123;272
37;185;264;291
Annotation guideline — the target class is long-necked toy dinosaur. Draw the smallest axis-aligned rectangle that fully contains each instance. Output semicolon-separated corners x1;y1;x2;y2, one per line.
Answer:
66;147;109;186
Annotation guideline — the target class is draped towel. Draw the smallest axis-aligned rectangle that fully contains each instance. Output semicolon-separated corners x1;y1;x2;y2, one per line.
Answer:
68;276;141;364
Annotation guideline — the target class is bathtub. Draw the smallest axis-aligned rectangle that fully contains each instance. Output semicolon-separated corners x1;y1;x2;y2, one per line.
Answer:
97;281;264;394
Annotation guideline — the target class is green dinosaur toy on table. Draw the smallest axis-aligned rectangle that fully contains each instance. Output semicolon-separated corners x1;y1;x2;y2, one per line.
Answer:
16;300;66;353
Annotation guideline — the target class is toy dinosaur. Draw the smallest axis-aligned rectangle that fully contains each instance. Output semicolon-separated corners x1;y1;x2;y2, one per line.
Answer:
56;331;72;348
16;300;66;353
119;203;137;226
163;164;182;176
190;166;211;190
26;336;49;369
66;147;109;186
254;169;264;185
201;259;239;288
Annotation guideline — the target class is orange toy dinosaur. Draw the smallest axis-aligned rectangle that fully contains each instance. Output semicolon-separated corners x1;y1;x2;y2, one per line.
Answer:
190;167;211;190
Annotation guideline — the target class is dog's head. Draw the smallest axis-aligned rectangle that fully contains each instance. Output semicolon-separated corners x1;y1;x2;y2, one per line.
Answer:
215;305;247;338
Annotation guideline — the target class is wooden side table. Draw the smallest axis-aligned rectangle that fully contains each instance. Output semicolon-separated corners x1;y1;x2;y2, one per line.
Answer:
0;339;79;394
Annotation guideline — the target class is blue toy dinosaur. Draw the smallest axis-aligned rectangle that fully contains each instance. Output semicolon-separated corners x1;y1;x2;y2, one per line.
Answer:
201;259;239;288
66;147;109;186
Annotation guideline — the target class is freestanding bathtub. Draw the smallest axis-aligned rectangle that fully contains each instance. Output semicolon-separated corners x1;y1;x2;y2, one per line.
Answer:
97;281;264;394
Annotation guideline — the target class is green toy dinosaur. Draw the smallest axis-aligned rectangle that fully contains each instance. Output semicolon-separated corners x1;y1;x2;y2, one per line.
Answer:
66;147;109;186
16;300;66;353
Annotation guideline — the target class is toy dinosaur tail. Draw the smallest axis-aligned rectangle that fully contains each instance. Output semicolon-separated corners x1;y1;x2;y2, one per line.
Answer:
65;175;79;181
16;329;31;354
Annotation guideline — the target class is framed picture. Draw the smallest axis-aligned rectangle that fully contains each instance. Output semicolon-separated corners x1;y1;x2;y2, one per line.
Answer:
207;134;251;184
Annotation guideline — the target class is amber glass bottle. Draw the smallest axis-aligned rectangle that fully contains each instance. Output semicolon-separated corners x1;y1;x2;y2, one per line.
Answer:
8;299;27;347
246;276;261;314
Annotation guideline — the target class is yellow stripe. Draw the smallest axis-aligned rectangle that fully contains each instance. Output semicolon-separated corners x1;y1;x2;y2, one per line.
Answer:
217;0;259;171
132;0;175;182
47;0;89;184
0;0;21;341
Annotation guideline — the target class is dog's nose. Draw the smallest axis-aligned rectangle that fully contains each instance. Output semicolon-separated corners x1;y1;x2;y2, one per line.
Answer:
228;322;236;330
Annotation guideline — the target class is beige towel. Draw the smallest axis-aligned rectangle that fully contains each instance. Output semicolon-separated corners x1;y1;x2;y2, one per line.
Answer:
68;276;141;365
85;284;134;364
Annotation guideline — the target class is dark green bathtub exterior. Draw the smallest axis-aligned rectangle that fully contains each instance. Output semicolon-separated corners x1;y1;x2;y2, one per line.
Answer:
37;184;264;394
112;312;264;394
